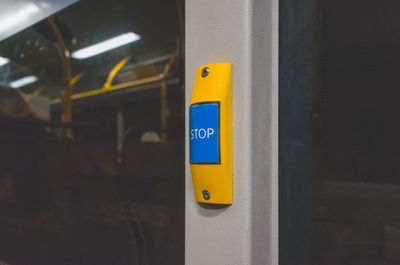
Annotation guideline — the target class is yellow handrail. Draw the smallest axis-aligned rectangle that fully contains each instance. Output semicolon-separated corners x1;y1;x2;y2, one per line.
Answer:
50;53;177;104
103;58;127;90
70;73;84;86
50;52;178;142
50;74;163;104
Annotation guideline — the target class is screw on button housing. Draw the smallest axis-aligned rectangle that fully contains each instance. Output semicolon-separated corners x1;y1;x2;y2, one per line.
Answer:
202;190;211;200
201;67;210;77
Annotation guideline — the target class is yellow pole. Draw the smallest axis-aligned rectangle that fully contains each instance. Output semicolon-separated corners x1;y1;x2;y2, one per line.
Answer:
160;52;178;142
47;17;73;139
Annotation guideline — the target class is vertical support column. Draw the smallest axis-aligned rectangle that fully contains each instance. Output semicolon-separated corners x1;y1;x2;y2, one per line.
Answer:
160;79;168;142
116;109;125;163
185;0;279;264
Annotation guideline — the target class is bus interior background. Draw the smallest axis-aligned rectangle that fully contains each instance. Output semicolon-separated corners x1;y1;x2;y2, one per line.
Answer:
0;0;184;264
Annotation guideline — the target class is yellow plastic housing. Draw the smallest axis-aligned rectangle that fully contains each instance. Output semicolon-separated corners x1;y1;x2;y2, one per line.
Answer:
190;63;232;204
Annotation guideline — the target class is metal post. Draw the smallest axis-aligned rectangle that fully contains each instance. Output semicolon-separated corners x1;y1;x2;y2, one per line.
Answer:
185;0;279;264
160;53;177;143
160;79;168;142
116;109;125;163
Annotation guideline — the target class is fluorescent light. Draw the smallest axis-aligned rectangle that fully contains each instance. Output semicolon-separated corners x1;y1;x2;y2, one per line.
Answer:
71;32;141;59
9;75;38;88
0;3;39;35
0;56;9;67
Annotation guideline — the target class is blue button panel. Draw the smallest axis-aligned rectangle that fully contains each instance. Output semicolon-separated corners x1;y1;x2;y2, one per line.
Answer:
189;103;220;164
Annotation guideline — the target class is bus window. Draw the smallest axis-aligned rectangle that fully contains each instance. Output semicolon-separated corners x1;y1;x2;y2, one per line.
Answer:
0;1;184;264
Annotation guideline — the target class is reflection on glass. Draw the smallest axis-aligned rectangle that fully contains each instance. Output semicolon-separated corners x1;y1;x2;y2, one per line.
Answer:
0;0;78;41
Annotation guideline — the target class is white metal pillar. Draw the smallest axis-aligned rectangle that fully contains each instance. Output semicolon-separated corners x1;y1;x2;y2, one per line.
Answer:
185;0;279;264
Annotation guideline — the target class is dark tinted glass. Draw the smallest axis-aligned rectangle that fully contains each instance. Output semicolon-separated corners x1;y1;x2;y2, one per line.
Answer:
0;1;184;264
280;0;400;264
